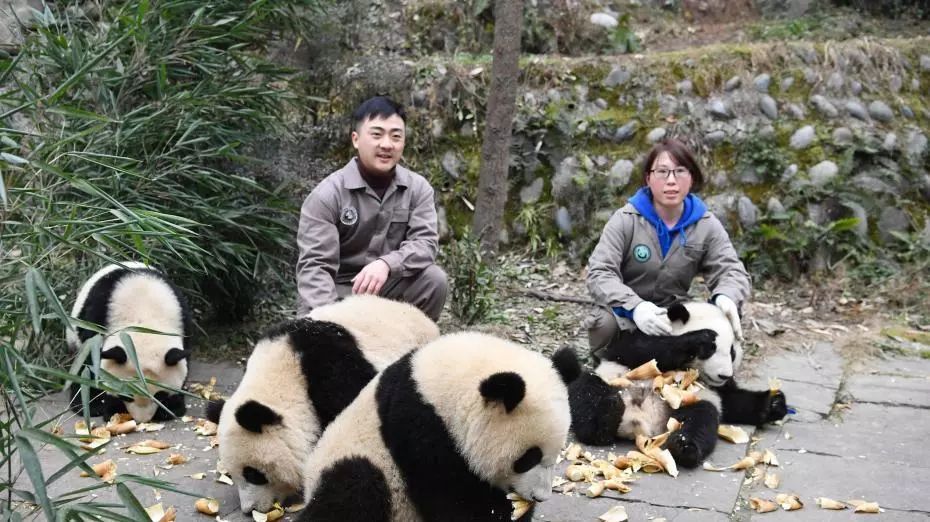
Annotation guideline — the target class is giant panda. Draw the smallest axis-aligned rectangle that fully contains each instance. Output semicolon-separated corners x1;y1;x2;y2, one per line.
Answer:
298;332;577;522
207;294;440;514
67;262;193;422
563;301;788;468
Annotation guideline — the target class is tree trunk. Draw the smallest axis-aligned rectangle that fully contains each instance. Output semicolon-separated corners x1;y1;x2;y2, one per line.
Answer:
472;0;523;253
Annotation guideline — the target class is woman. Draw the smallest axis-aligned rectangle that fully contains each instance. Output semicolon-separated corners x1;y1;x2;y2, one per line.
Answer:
585;138;751;360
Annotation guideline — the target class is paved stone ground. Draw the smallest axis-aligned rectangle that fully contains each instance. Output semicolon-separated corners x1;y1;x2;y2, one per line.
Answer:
26;343;930;521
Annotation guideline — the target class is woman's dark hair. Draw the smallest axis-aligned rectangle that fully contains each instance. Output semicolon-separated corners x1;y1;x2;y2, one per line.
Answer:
352;96;406;131
640;138;704;192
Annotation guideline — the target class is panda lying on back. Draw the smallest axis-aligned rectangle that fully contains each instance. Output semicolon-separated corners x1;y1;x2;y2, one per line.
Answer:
299;332;577;522
563;302;788;468
208;295;440;514
67;262;192;422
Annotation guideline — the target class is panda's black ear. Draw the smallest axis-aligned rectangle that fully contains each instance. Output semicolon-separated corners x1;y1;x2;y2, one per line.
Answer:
164;348;191;366
480;372;525;413
667;303;690;324
235;400;283;433
551;346;581;385
101;346;127;364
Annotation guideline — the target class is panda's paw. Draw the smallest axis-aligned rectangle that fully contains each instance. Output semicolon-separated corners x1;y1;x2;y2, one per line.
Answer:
686;329;718;360
667;431;703;469
764;391;789;423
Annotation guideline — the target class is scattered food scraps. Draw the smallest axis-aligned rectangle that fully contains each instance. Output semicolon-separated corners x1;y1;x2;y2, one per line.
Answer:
195;498;220;515
718;425;750;444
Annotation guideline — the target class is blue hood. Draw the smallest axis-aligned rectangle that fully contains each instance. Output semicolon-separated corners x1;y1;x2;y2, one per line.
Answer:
629;187;707;258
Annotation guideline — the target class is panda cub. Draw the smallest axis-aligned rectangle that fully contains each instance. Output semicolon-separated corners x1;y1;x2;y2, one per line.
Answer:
564;302;788;468
67;262;192;422
299;332;577;522
208;295;440;514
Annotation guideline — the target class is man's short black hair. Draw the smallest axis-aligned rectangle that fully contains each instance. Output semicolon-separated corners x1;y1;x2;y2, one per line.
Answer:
352;96;406;131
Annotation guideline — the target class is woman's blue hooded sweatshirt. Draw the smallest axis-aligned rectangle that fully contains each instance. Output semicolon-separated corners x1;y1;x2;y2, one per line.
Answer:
612;187;707;318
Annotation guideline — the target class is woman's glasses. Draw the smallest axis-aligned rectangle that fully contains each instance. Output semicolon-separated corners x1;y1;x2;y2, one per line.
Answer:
650;167;691;180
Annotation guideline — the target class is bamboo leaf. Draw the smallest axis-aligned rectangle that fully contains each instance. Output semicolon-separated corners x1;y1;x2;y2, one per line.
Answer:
14;435;55;519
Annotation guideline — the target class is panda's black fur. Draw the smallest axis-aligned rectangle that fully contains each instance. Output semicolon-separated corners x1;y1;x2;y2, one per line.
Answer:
563;302;788;468
300;333;574;522
67;263;192;421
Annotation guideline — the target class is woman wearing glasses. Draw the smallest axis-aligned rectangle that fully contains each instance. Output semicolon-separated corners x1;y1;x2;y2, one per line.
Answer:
584;138;751;361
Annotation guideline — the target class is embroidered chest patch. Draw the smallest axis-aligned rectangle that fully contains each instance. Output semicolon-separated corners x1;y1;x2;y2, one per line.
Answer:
340;206;358;226
633;244;651;262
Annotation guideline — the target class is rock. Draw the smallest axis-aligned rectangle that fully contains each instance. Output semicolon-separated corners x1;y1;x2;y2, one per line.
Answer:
878;207;910;243
803;67;818;84
832;127;854;146
753;73;771;93
869;100;894;123
590;12;618;28
724;75;742;91
780;76;794;92
705;129;727;145
902;105;915;119
555;206;573;236
658;94;678;115
905;130;928;168
676;79;693;94
759;95;778;119
737;196;758;227
437;206;450;240
807;202;825;225
883;132;897;151
614;120;639;142
707;98;733;120
594;98;608;110
889;75;903;93
921;218;930;247
604;67;631;87
786;103;805;120
810;95;838;118
441;151;464;179
519;177;544;204
608;159;634;189
704;193;738;228
459;123;475;137
783;164;799;183
912;78;921;92
790;125;816;150
739;167;761;185
844;201;868;238
759;124;775;138
826;71;844;92
809;160;839;186
767;197;785;214
646;127;667;143
551;157;580;202
846;100;869;121
849;80;862;95
852;174;896;197
920;55;930;71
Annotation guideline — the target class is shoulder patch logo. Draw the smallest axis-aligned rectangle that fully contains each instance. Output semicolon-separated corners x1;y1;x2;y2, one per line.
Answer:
340;206;358;226
633;244;651;263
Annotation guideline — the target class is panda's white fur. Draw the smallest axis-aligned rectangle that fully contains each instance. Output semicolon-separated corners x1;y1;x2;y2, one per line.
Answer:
300;332;572;522
68;262;190;422
595;302;741;389
214;295;439;514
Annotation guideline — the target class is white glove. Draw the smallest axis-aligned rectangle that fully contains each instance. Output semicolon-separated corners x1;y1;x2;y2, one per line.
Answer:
714;294;744;341
632;301;673;336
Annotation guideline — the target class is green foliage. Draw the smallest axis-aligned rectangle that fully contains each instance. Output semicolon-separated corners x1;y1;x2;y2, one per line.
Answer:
737;133;787;184
748;16;824;41
611;14;641;54
440;229;498;325
0;0;323;518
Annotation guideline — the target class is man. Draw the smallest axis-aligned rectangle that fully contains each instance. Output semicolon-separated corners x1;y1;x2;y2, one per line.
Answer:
296;96;448;321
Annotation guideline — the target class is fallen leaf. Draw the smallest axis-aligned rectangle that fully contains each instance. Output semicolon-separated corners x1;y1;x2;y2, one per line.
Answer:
718;425;750;444
816;497;847;510
166;454;187;465
126;445;164;455
598;505;629;522
764;472;780;489
145;503;165;521
195;498;220;515
749;497;778;513
216;473;234;485
776;493;803;510
136;439;172;449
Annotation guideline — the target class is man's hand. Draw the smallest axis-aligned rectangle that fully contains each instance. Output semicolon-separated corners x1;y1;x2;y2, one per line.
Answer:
352;259;391;295
632;301;673;336
713;294;743;341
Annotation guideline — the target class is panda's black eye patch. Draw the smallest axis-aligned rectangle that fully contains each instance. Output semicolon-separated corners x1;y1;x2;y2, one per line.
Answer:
242;466;269;485
730;345;736;362
101;346;127;364
513;447;543;474
164;348;190;366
